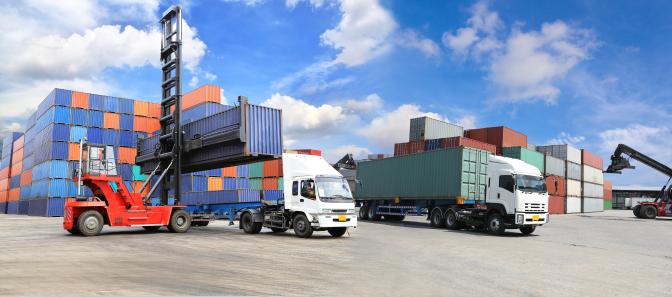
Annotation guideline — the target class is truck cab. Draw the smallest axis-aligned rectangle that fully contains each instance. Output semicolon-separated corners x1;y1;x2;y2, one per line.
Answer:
486;156;549;233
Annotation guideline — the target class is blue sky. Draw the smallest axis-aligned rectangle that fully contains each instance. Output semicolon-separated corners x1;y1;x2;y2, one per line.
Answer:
0;0;670;186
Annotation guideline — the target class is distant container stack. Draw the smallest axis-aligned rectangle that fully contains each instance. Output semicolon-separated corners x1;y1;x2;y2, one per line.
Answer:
580;149;604;212
603;180;613;209
0;132;23;214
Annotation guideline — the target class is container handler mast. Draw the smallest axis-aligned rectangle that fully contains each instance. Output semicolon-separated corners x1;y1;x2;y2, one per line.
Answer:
604;143;672;219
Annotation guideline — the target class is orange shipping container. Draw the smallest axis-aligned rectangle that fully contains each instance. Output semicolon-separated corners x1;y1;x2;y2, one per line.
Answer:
10;162;23;177
0;167;9;179
0;191;7;202
147;118;160;134
262;178;278;190
68;143;89;161
118;147;137;164
12;148;24;164
222;166;237;177
134;100;150;116
0;179;8;191
103;112;120;129
263;160;283;177
294;149;322;156
8;188;20;201
134;116;146;132
208;177;223;191
12;135;24;152
148;103;161;118
71;91;89;109
183;84;221;110
20;169;32;186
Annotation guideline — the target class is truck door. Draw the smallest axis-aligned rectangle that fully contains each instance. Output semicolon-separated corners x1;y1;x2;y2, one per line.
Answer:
493;173;515;214
291;178;319;213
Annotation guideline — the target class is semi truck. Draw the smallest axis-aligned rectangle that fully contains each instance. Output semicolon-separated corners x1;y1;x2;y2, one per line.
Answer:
355;147;549;235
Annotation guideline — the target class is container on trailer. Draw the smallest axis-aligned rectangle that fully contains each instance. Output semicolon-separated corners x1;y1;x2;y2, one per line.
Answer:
582;197;603;212
581;149;603;170
356;147;489;201
566;179;581;197
536;144;581;164
548;195;565;214
566;196;581;213
566;161;581;180
409;116;464;141
464;126;528;150
544;155;565;177
582;165;604;184
502;146;544;172
263;190;283;201
582;181;604;198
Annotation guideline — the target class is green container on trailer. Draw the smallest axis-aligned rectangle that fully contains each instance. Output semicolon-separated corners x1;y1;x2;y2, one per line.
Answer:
249;162;263;178
603;200;612;210
249;178;263;190
355;147;489;201
502;147;544;172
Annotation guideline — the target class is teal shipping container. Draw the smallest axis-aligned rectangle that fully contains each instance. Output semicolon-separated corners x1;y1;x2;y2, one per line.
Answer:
356;147;489;201
502;147;544;173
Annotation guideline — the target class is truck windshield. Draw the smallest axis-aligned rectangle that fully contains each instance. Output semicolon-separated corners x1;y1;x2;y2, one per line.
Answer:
516;175;547;193
316;177;353;202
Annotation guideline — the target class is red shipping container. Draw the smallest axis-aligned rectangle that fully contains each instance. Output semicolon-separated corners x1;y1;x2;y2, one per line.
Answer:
548;195;565;214
394;143;409;156
10;162;22;177
222;166;237;177
134;101;150;116
0;179;8;191
581;149;604;170
71;91;89;109
12;135;24;152
0;167;9;179
118;147;137;164
183;84;221;110
262;178;279;190
148;103;161;118
8;188;20;201
545;175;566;197
603;180;613;200
408;140;425;154
263;160;283;177
134;116;148;132
464;126;527;151
441;136;497;154
0;191;7;202
12;148;23;165
295;149;321;156
20;169;32;186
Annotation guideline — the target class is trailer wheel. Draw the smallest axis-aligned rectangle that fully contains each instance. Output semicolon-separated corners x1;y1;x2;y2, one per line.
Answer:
271;228;288;233
328;227;348;237
358;206;369;220
367;206;380;221
168;209;191;233
293;214;313;238
486;213;506;235
519;226;536;235
444;209;464;230
142;226;161;231
632;205;643;218
241;212;262;234
640;205;657;219
77;210;104;236
430;208;445;228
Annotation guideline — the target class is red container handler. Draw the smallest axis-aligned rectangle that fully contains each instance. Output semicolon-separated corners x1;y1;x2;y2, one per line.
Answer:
545;175;566;197
581;149;604;170
548;195;565;214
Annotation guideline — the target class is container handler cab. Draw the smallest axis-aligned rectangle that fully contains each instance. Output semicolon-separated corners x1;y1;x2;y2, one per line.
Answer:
605;143;672;219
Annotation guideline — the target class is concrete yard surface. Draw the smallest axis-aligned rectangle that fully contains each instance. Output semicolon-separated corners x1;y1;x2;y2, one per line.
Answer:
0;210;670;297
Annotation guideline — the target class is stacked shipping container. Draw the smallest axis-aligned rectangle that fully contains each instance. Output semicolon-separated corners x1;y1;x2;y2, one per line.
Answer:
581;149;604;212
0;133;23;214
603;180;613;209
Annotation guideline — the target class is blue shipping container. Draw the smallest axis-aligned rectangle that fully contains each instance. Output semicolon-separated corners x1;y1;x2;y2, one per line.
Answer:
223;178;236;190
119;98;134;114
70;126;87;142
87;128;103;145
18;200;29;214
36;89;71;119
89;110;104;128
30;178;69;198
89;94;105;111
263;190;283;201
120;114;134;131
7;201;19;214
28;198;64;217
103;129;119;146
104;96;120;113
119;130;135;147
71;108;87;126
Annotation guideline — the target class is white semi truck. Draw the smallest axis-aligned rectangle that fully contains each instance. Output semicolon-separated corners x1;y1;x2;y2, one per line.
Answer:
357;149;549;235
239;153;357;238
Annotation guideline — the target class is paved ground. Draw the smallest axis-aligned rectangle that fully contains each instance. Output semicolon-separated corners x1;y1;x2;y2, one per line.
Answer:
0;210;670;297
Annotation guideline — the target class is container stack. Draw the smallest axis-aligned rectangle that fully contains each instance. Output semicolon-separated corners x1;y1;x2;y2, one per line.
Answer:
581;149;604;212
536;144;584;214
542;154;566;214
11;135;26;214
603;180;613;209
395;117;496;156
0;133;23;214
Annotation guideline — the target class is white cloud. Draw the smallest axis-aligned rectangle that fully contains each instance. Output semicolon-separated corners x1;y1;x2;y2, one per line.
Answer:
442;27;479;55
341;94;383;113
188;76;199;88
204;72;217;81
323;145;371;163
598;125;671;161
546;132;585;146
455;115;477;129
356;104;447;149
441;1;502;56
397;30;440;58
320;0;398;67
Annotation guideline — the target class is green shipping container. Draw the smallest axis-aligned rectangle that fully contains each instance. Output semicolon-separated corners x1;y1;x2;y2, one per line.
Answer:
603;200;612;210
278;177;284;190
356;147;489;201
249;178;262;190
249;162;263;178
502;147;544;172
132;165;146;181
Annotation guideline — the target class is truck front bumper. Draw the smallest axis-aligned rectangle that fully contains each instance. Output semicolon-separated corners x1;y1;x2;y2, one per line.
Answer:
515;212;548;226
310;214;358;228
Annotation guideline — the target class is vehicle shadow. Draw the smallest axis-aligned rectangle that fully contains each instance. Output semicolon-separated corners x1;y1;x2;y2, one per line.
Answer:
361;220;535;237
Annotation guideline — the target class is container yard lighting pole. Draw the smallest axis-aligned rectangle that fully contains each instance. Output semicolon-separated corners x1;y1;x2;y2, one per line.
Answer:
159;6;183;205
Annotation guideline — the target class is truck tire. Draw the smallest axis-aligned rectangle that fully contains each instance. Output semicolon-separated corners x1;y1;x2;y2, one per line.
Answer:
293;214;313;238
430;208;445;228
632;205;643;218
271;227;288;233
486;213;506;235
328;227;348;237
359;206;369;220
519;226;536;235
241;212;262;234
444;209;464;230
142;226;161;231
168;209;191;233
640;205;657;219
77;210;104;236
367;206;381;221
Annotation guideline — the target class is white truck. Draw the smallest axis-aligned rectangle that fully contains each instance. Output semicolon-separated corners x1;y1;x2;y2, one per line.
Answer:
239;153;357;238
357;152;549;235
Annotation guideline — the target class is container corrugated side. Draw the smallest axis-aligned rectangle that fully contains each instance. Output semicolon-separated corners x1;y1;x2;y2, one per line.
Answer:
544;155;565;177
536;144;581;164
566;161;581;180
566;196;581;213
566;179;581;197
604;200;612;210
582;181;604;198
581;149;603;170
27;197;64;217
546;175;566;196
356;147;489;201
548;195;565;214
502;147;544;172
409;117;463;141
582;197;603;212
582;165;604;184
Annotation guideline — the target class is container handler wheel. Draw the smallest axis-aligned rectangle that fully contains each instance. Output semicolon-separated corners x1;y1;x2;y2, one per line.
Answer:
430;208;445;228
77;210;104;236
167;209;191;233
640;205;657;219
358;206;369;220
487;213;506;235
632;205;643;218
293;214;314;238
327;227;347;237
241;212;262;234
66;225;80;235
519;226;536;235
444;209;464;230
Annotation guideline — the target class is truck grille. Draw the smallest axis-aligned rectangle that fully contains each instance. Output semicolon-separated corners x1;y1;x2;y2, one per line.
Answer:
524;203;546;213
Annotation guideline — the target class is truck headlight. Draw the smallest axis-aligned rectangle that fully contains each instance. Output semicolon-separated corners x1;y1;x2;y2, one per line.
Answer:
516;214;524;225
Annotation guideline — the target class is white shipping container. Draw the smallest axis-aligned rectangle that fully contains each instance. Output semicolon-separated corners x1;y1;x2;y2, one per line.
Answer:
582;165;604;184
582;181;604;198
409;116;464;141
582;197;604;212
544;155;565;177
566;161;581;180
537;144;581;164
566;196;582;213
567;179;582;197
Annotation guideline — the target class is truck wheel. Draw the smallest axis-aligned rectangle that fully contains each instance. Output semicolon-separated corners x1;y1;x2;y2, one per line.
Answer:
444;209;464;230
486;213;506;235
271;227;288;233
632;205;643;218
167;209;191;233
241;212;262;234
328;227;348;237
293;214;313;238
640;205;657;219
367;206;380;221
142;226;161;231
430;208;445;228
77;210;104;236
359;206;369;220
519;226;536;235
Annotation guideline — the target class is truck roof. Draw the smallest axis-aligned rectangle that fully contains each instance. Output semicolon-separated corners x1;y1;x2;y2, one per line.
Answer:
490;155;542;176
282;153;343;179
